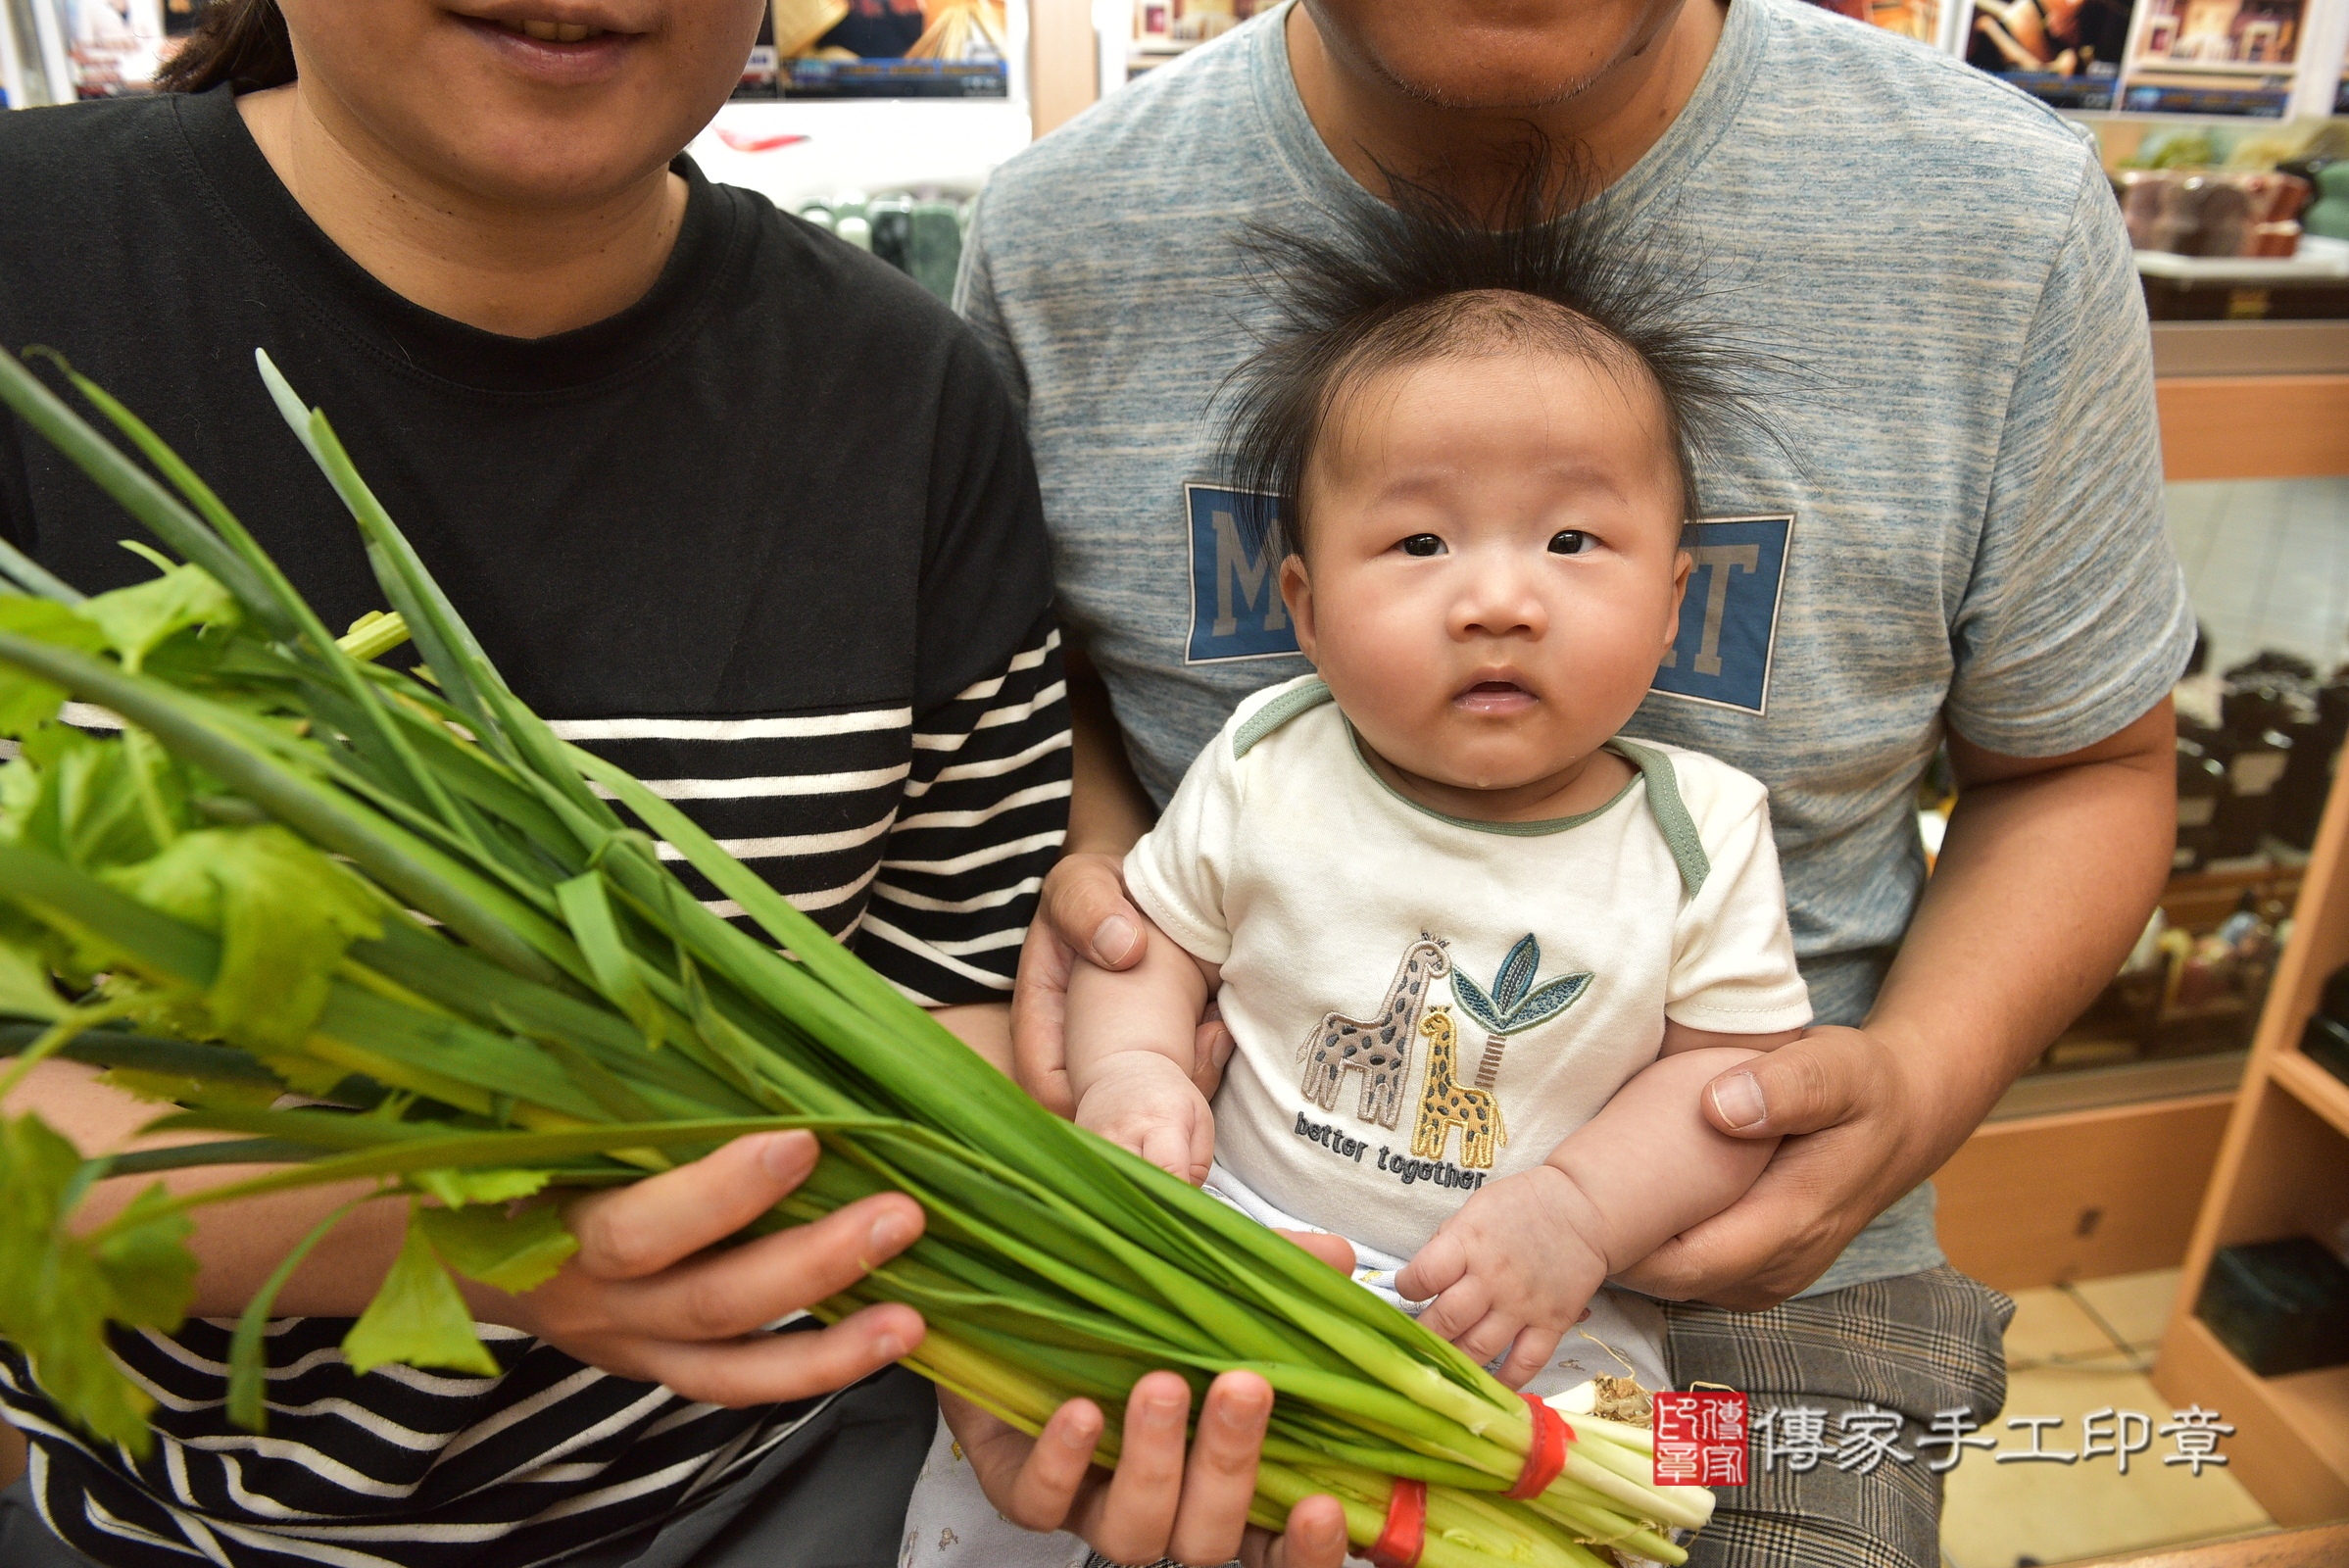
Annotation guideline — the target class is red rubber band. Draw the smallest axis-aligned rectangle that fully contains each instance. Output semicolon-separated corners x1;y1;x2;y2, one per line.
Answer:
1367;1477;1428;1568
1506;1393;1576;1499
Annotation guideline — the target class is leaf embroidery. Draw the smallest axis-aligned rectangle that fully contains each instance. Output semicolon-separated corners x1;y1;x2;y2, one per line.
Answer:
1511;972;1592;1029
1493;934;1541;1013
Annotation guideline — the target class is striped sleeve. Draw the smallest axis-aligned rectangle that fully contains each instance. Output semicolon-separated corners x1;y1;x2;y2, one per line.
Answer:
856;610;1070;1005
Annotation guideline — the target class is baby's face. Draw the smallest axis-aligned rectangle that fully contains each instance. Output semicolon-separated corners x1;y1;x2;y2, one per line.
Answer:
1279;350;1690;802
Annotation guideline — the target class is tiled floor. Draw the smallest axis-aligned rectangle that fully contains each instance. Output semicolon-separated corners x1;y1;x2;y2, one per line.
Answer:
1939;1268;2276;1568
2169;477;2349;674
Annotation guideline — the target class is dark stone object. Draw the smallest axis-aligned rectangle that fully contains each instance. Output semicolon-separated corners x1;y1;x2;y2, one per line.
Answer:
2195;1236;2349;1378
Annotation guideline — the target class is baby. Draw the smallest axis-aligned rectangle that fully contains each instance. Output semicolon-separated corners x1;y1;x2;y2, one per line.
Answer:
904;172;1808;1565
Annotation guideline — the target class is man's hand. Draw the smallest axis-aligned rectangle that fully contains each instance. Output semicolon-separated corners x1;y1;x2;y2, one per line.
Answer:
1395;1167;1609;1387
1614;1025;1933;1309
944;1374;1347;1568
942;1230;1356;1568
1624;702;2178;1311
505;1130;927;1403
1012;852;1231;1117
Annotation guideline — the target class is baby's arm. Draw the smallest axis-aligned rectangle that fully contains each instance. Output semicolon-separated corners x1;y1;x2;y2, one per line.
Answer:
1397;1029;1799;1388
1548;1030;1800;1271
1065;922;1221;1184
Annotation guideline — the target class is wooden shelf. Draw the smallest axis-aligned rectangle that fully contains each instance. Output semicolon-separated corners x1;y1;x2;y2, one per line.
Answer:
2156;375;2349;482
2069;1520;2349;1566
2272;1051;2349;1142
2156;693;2349;1526
2156;1313;2349;1526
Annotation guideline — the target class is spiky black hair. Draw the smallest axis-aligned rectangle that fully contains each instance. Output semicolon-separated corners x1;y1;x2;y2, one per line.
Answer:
1220;146;1782;560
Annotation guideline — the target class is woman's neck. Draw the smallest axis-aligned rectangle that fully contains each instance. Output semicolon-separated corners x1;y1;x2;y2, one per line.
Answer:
238;82;688;340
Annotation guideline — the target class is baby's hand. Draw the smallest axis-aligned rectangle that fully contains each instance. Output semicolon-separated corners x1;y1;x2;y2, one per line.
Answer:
1072;1053;1215;1186
1393;1166;1610;1389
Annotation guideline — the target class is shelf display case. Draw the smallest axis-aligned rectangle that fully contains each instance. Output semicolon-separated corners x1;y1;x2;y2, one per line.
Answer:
2155;742;2349;1524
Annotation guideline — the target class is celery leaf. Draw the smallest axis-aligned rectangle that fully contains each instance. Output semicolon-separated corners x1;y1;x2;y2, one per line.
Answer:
104;825;382;1052
416;1201;577;1294
82;564;238;674
342;1209;499;1377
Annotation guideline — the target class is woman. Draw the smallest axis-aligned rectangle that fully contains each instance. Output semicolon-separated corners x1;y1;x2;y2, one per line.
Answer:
0;3;1344;1564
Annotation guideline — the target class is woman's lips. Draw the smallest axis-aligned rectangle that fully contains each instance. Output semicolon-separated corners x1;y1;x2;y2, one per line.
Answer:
1454;680;1538;715
458;14;638;84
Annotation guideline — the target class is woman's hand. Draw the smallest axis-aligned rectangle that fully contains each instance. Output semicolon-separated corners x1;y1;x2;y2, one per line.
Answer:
499;1129;927;1405
1012;853;1231;1117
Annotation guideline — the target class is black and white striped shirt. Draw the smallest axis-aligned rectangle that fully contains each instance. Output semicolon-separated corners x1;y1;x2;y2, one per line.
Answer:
1;89;1067;1566
563;612;1069;1004
0;616;1066;1568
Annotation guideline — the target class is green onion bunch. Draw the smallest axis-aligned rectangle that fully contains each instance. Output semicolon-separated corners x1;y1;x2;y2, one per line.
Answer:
0;347;1709;1568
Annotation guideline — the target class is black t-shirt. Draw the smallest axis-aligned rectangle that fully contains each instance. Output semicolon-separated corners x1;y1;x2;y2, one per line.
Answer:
0;88;1067;1568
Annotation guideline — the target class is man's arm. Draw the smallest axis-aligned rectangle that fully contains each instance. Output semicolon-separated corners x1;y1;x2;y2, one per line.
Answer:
1066;639;1159;863
1619;696;2176;1307
1010;638;1222;1116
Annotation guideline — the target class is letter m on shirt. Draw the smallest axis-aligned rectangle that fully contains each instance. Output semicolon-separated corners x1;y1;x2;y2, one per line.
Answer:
1186;483;1300;662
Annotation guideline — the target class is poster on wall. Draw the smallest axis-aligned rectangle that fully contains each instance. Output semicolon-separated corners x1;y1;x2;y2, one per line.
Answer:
1956;0;2137;109
732;0;1009;99
2117;0;2301;117
1795;0;1943;47
56;0;167;95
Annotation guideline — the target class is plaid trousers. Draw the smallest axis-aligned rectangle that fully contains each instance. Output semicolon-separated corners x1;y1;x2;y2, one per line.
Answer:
1666;1265;2015;1568
1085;1264;2011;1568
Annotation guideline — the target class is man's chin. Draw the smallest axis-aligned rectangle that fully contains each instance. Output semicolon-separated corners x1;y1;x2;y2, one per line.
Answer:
1377;62;1607;113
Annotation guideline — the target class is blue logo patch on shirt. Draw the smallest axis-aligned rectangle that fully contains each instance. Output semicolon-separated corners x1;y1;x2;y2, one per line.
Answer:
1652;514;1794;717
1185;483;1299;663
1182;488;1790;708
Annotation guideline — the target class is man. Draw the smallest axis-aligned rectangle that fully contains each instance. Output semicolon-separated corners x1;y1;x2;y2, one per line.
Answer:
951;0;2187;1562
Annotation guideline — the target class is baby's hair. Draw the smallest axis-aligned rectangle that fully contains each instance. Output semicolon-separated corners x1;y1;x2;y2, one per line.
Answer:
1220;144;1780;560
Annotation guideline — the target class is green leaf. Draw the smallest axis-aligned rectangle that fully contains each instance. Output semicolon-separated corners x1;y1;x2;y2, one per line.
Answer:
408;1167;552;1209
8;722;183;871
98;1067;280;1111
0;598;105;737
81;563;238;675
0;349;289;636
416;1201;577;1293
0;1111;164;1452
553;872;664;1046
0;932;65;1021
103;825;383;1052
227;1196;368;1432
342;1207;500;1377
90;1183;198;1327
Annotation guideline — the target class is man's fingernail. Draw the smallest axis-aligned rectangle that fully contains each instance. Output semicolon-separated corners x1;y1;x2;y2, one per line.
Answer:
1713;1071;1768;1130
868;1207;918;1253
1094;914;1139;965
874;1331;906;1360
759;1131;814;1179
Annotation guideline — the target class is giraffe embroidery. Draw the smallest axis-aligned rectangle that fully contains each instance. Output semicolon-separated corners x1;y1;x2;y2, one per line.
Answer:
1411;1006;1507;1169
1297;935;1448;1130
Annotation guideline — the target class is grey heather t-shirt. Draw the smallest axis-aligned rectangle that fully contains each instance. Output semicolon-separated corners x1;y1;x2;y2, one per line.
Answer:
957;0;2192;1293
